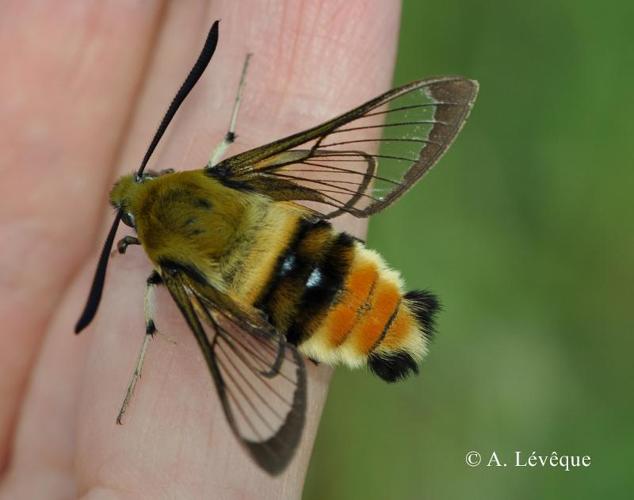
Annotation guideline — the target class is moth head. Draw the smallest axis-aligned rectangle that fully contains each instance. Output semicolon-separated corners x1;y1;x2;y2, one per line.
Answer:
109;173;137;225
109;170;176;227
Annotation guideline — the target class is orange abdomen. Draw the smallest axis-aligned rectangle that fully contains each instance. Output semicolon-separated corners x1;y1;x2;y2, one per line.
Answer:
254;217;438;382
299;244;438;381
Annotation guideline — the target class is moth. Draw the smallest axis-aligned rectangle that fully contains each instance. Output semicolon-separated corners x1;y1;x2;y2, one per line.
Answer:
75;21;478;474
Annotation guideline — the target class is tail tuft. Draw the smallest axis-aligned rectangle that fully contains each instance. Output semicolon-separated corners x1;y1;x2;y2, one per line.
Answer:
368;351;419;383
404;289;440;340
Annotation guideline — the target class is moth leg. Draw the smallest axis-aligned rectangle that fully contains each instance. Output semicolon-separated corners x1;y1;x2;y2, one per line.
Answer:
117;235;140;255
207;53;252;167
116;270;163;424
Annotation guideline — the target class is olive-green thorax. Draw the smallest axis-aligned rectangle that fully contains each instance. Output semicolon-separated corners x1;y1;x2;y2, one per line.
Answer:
109;170;307;299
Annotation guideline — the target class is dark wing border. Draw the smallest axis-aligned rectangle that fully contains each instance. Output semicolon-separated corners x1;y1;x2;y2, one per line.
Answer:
209;77;478;218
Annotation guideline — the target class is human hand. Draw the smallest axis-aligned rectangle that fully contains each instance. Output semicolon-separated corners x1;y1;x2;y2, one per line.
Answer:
0;1;399;498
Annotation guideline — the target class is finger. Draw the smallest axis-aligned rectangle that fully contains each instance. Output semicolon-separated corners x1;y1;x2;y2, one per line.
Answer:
0;0;164;472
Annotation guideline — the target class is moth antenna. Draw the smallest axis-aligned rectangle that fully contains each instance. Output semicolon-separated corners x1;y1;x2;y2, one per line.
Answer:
75;21;220;333
137;20;220;177
75;211;123;333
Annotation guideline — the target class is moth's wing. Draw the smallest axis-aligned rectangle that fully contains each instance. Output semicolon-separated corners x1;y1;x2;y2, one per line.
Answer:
209;77;478;218
162;270;307;475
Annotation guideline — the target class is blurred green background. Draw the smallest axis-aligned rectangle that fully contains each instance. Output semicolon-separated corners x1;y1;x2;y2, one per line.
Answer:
305;1;634;499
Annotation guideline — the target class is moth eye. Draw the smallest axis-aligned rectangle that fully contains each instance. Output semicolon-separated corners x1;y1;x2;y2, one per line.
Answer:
121;211;136;228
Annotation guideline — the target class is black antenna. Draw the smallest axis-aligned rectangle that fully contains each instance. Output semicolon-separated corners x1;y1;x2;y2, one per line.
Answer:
137;20;220;177
75;211;122;333
75;21;221;334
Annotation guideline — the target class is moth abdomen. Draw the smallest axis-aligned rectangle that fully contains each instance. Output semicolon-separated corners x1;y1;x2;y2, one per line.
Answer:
253;217;439;381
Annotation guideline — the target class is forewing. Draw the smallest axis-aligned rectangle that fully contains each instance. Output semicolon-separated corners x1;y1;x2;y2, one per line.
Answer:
210;77;478;218
162;270;307;475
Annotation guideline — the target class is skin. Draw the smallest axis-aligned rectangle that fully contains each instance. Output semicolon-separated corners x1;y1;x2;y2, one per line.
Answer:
0;1;399;498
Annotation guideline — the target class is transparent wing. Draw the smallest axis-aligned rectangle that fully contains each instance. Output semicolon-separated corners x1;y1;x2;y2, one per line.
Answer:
162;269;306;475
209;77;478;218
